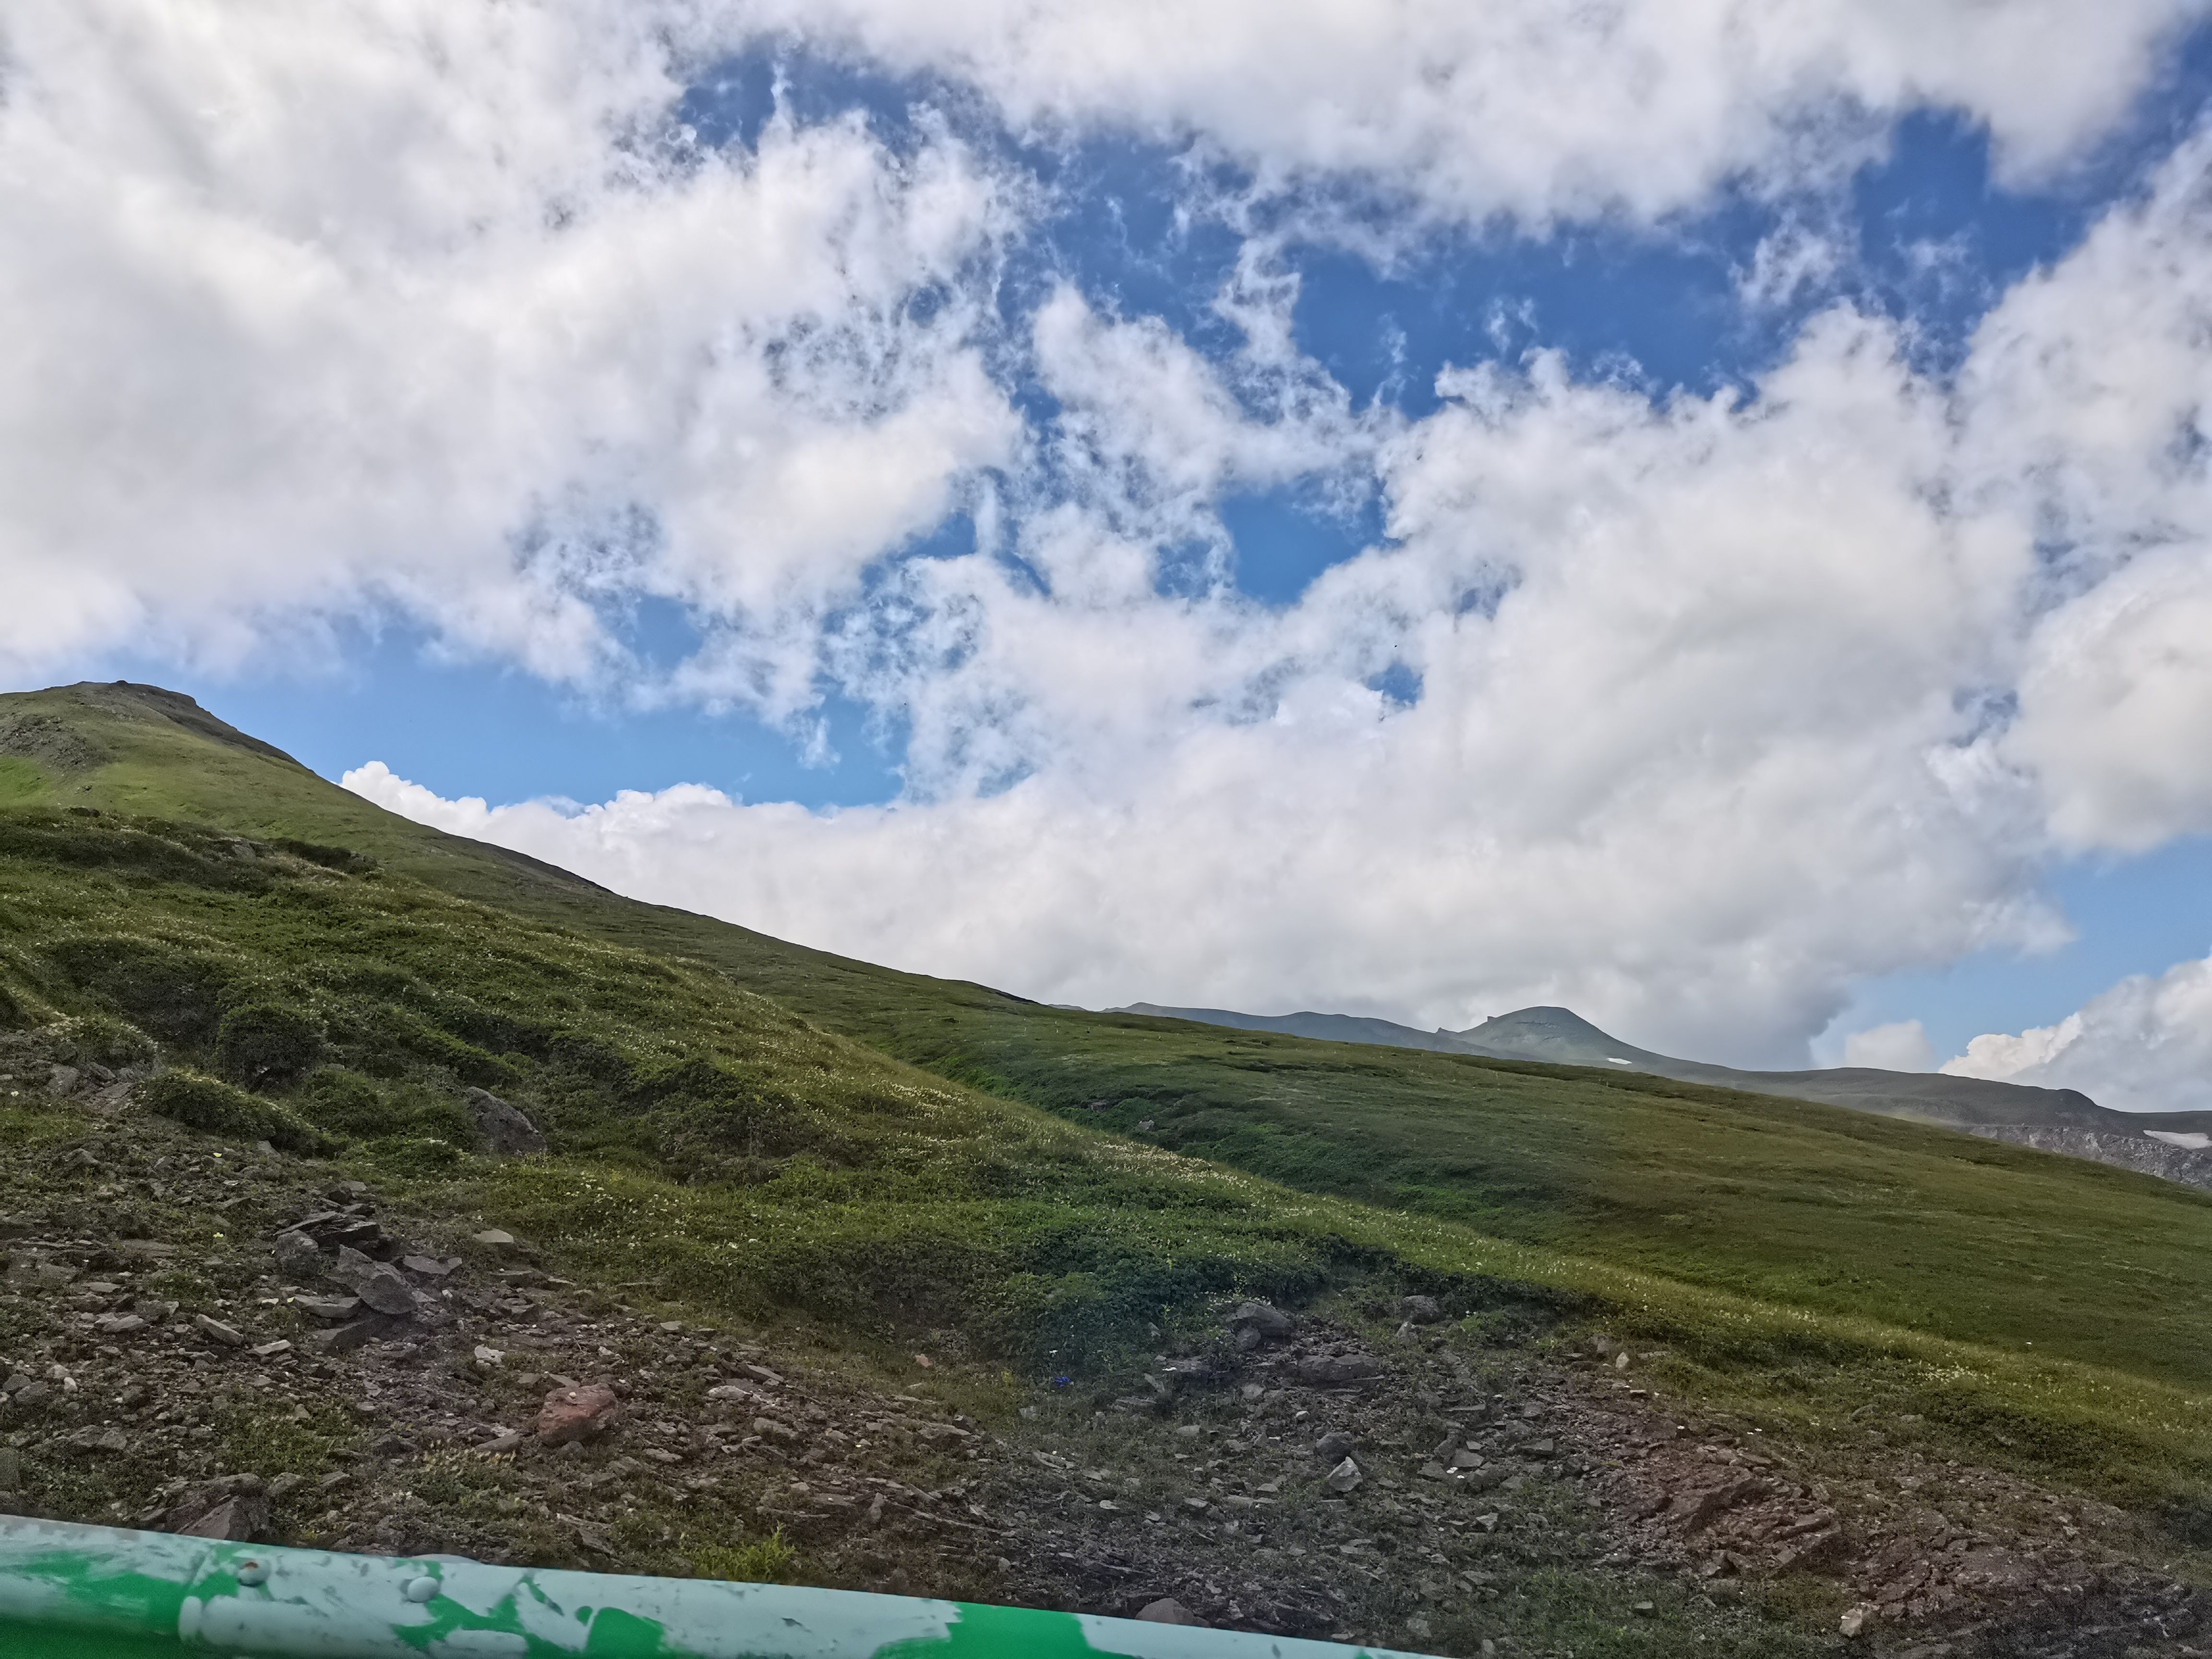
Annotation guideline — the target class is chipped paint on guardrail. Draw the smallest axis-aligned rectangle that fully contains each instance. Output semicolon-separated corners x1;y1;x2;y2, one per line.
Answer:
0;1517;1435;1659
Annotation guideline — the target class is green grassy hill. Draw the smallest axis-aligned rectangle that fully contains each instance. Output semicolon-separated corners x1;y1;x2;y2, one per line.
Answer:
5;679;2212;1526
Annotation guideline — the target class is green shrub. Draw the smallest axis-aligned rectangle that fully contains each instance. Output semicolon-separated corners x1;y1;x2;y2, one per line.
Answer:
299;1067;397;1135
368;1135;465;1173
45;935;232;1044
140;1069;333;1155
299;1069;478;1147
215;1003;326;1087
47;1012;156;1069
690;1528;796;1585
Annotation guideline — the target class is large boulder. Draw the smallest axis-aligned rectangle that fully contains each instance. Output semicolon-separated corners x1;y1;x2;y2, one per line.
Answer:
331;1245;416;1317
464;1089;547;1157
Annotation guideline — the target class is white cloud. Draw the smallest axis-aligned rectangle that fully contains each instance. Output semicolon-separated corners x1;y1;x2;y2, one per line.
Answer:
745;0;2205;224
349;304;2078;1067
0;1;1018;702
1958;128;2212;853
16;0;2212;1069
1943;954;2212;1114
1841;1020;1936;1072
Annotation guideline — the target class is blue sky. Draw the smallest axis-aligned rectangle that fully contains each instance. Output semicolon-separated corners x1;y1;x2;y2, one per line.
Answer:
12;2;2212;1094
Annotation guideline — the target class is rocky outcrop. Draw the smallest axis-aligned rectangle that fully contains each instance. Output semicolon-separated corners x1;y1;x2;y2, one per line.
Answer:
1967;1125;2212;1192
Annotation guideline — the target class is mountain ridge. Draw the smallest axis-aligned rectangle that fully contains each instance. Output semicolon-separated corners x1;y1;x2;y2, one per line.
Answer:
1118;999;2212;1142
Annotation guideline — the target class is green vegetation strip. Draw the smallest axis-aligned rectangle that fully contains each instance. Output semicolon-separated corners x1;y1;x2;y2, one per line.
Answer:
0;1518;1426;1658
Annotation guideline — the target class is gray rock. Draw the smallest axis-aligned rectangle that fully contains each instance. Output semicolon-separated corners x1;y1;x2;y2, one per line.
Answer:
178;1492;269;1541
1136;1599;1205;1626
1294;1353;1384;1386
1399;1295;1443;1324
400;1255;459;1277
192;1314;245;1347
464;1089;547;1157
1324;1456;1363;1494
1226;1300;1293;1339
305;1316;385;1355
65;1426;128;1455
91;1313;145;1335
0;1449;18;1487
273;1230;322;1278
332;1245;416;1316
10;1380;50;1406
46;1065;81;1097
294;1295;361;1322
1314;1431;1356;1462
7;1256;78;1289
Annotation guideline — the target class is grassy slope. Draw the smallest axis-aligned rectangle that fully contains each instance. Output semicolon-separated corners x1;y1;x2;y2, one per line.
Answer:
7;681;2212;1515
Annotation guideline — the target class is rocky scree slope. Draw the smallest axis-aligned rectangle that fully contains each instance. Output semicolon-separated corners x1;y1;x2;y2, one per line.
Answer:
2;1072;2208;1658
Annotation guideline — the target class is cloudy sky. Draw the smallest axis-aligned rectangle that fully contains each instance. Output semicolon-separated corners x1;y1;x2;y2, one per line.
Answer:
9;2;2212;1104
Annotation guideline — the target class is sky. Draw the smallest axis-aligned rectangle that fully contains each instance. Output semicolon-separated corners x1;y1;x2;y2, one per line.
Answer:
9;1;2212;1105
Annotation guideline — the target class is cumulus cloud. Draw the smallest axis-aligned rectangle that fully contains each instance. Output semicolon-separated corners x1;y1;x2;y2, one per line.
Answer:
1841;1020;1936;1072
348;302;2081;1066
0;1;1018;701
18;0;2212;1070
1943;955;2212;1113
746;0;2206;223
1958;128;2212;853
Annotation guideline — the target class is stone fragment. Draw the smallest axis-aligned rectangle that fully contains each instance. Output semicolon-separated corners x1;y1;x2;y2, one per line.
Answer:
130;1299;177;1324
401;1255;459;1277
250;1339;293;1358
1669;1477;1757;1532
92;1313;146;1335
1399;1295;1443;1324
463;1089;548;1157
114;1241;177;1262
1136;1599;1204;1626
1419;1462;1450;1479
1451;1449;1484;1469
66;1426;129;1455
331;1246;416;1317
8;1257;78;1289
305;1317;385;1355
1294;1354;1384;1386
273;1231;322;1278
0;1449;18;1487
537;1383;622;1446
1324;1456;1363;1494
481;1430;525;1455
293;1295;361;1322
1226;1301;1292;1340
179;1492;269;1541
1314;1431;1355;1462
192;1314;245;1347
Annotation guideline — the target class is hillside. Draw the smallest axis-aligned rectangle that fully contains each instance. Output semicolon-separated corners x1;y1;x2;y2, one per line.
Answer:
4;680;2212;1656
1127;1002;2212;1139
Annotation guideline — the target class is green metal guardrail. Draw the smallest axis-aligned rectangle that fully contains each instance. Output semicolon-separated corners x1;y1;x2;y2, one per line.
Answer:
0;1517;1434;1659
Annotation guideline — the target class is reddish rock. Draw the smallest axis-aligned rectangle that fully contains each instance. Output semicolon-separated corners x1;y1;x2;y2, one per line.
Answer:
536;1382;622;1446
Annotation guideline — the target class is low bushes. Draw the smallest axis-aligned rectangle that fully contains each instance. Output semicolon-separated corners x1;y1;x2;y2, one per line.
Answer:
139;1069;334;1156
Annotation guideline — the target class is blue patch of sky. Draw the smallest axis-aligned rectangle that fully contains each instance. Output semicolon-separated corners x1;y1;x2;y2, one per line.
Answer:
72;620;902;812
1816;836;2212;1076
